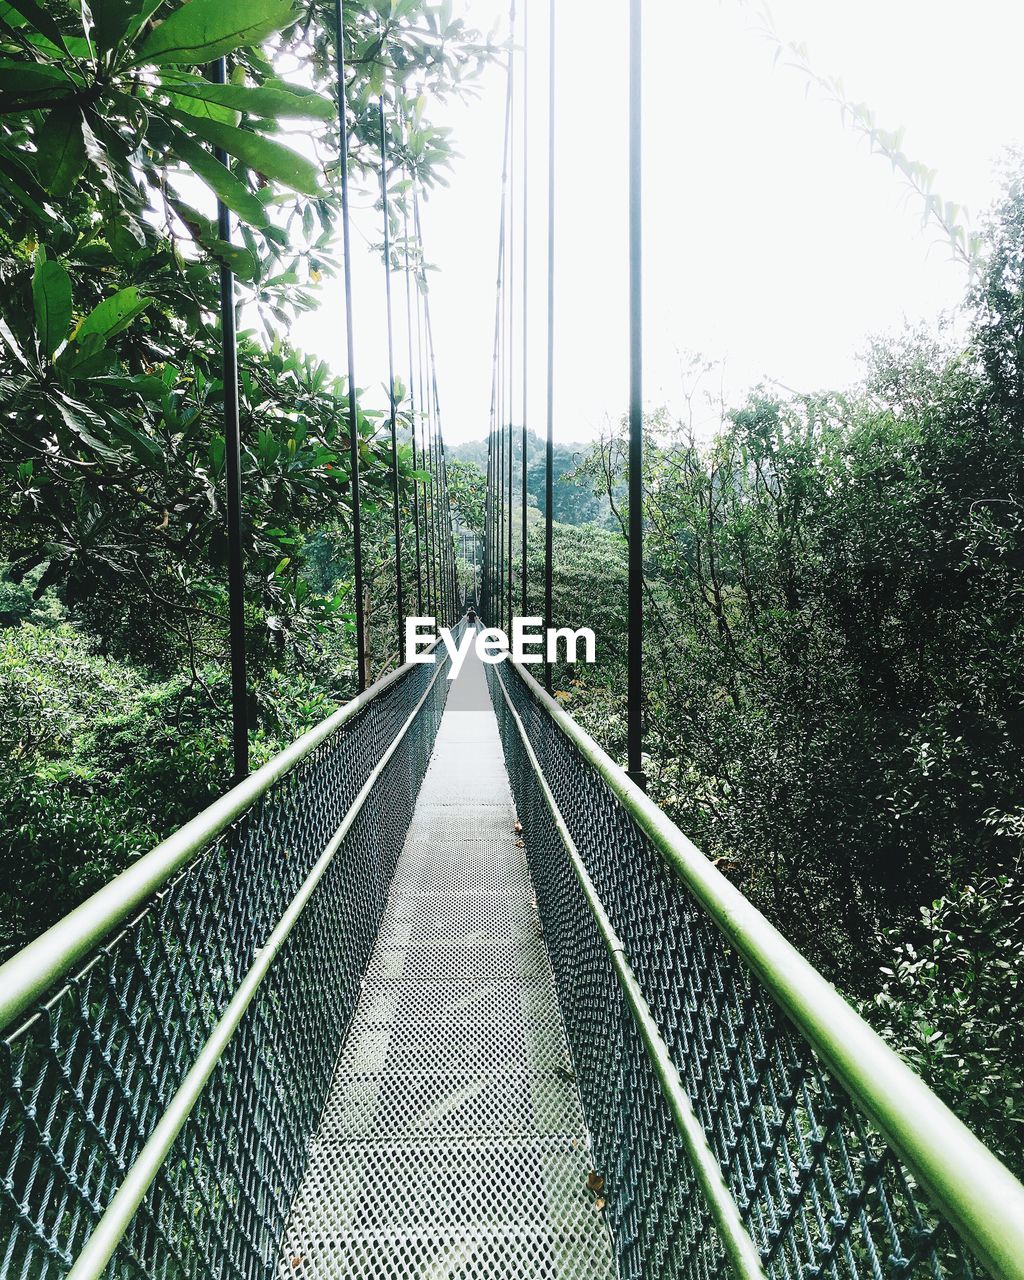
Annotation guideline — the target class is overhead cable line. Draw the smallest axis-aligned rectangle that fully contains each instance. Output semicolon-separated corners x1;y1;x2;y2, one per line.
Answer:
332;1;366;691
211;56;249;784
506;0;516;631
521;0;529;616
627;0;645;785
487;32;514;626
414;186;454;625
401;167;424;615
378;96;404;668
544;0;555;692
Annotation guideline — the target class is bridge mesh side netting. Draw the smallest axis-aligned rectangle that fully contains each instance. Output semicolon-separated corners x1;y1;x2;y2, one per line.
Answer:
488;662;981;1280
0;654;450;1280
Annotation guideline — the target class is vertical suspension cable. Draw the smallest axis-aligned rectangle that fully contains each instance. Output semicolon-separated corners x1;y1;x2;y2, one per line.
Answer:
436;425;446;624
427;358;440;618
414;187;445;624
378;96;403;666
487;50;512;626
521;0;529;616
498;203;505;633
332;2;366;691
543;0;555;692
433;406;447;623
491;7;517;629
498;288;505;631
491;421;497;624
627;0;645;785
415;214;456;626
212;57;249;784
412;210;434;619
484;418;492;618
441;447;455;621
401;169;423;615
484;366;490;618
422;265;450;624
506;0;516;629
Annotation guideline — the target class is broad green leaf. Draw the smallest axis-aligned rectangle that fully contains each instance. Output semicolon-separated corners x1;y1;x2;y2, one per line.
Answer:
2;0;72;55
56;327;105;375
0;143;62;227
163;104;320;195
0;60;76;107
107;214;148;260
76;286;151;343
106;411;165;466
32;249;72;357
88;0;157;54
209;433;225;472
34;104;87;198
164;88;239;125
165;124;270;228
79;111;131;200
0;316;31;371
51;392;122;461
166;192;261;277
130;0;295;67
161;76;334;120
79;112;147;243
120;0;165;46
66;348;121;378
206;237;259;280
0;168;50;225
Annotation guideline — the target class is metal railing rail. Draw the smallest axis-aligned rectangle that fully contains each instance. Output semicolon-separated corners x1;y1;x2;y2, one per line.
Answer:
490;660;767;1280
65;650;452;1280
0;636;453;1280
490;656;1024;1280
0;642;440;1039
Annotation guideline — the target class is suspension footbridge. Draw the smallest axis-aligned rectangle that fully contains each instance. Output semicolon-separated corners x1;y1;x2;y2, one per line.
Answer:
276;642;617;1278
3;0;1024;1277
3;622;1024;1280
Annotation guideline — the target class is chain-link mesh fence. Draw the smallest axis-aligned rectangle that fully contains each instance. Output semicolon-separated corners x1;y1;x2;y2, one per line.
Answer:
0;652;450;1280
488;660;980;1280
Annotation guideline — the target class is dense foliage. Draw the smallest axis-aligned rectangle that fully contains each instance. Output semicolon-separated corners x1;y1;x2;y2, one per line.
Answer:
526;168;1024;1177
456;166;1024;1178
0;0;493;954
449;428;615;528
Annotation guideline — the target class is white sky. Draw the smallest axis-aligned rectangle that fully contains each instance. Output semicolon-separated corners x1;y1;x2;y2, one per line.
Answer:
292;0;1024;445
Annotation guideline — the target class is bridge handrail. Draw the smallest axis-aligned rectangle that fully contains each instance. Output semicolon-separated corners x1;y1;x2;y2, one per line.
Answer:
507;657;1024;1280
0;638;442;1037
60;643;453;1280
491;660;768;1280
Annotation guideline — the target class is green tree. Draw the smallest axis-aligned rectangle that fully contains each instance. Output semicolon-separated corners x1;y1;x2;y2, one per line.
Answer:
568;169;1024;1010
0;0;494;949
448;456;485;531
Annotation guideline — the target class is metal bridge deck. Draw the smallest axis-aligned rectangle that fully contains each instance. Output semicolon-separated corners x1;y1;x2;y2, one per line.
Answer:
278;647;617;1278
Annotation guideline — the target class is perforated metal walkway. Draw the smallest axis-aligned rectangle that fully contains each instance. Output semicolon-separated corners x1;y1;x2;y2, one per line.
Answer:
277;646;617;1278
